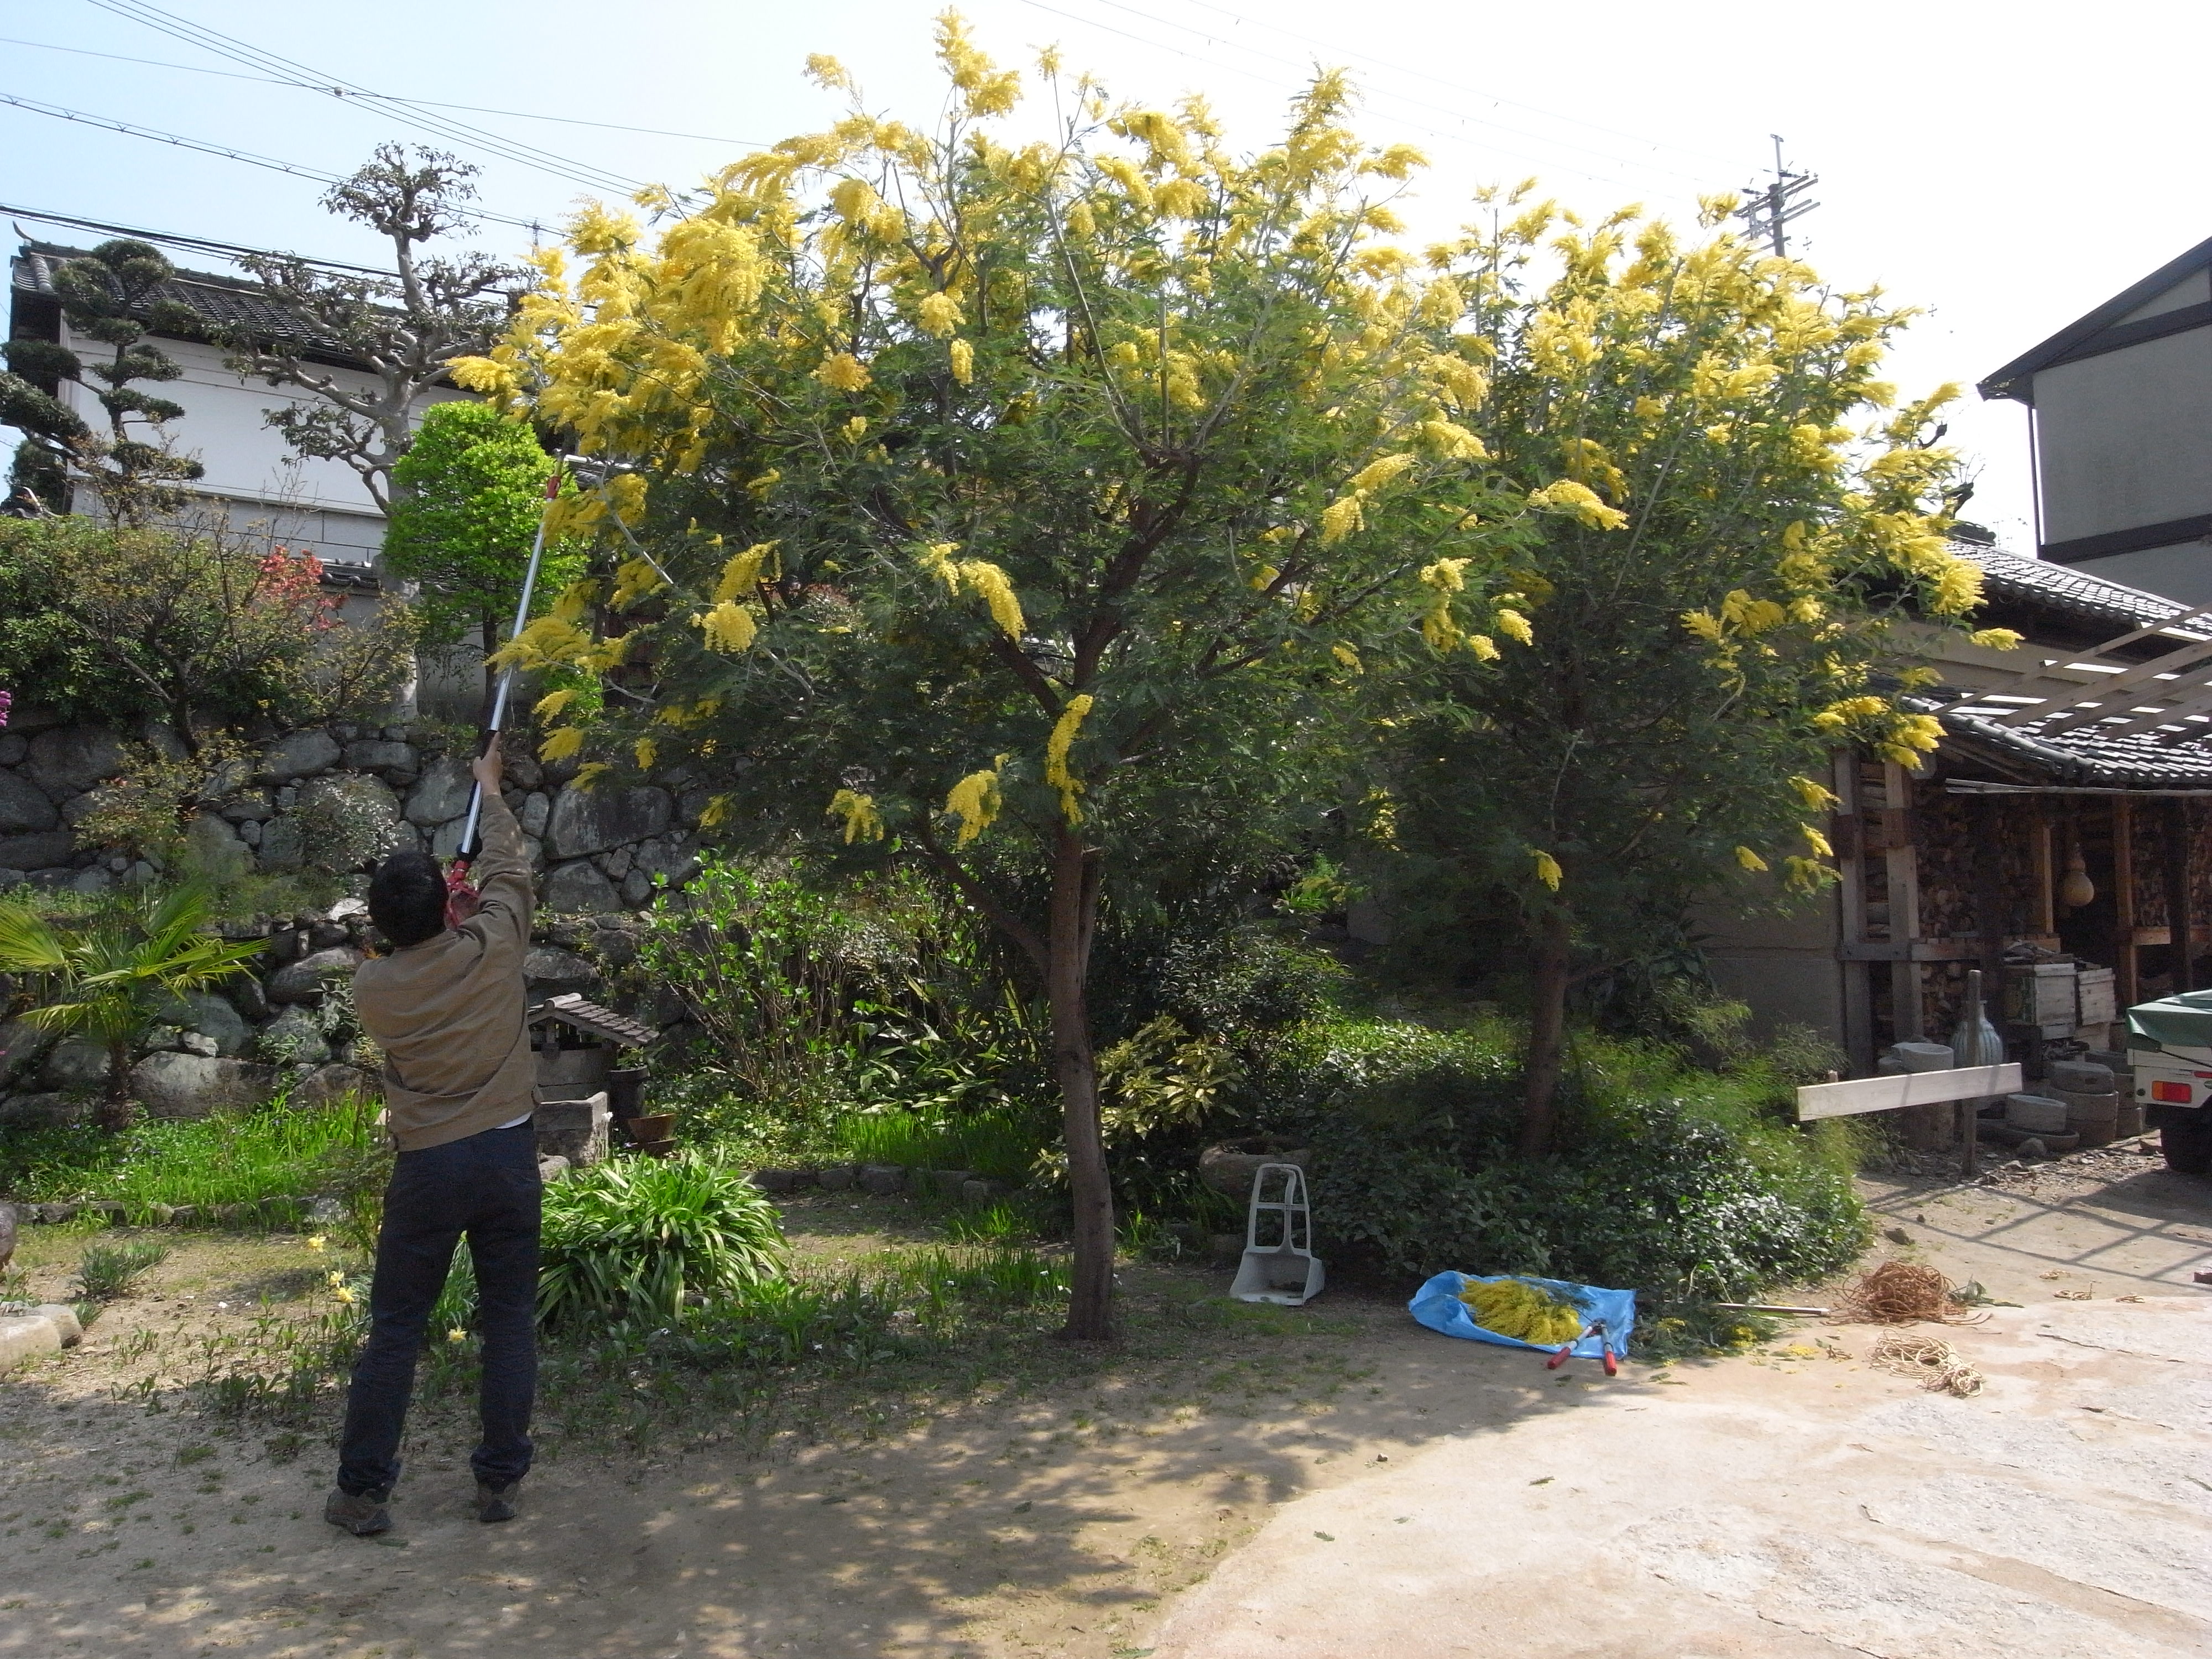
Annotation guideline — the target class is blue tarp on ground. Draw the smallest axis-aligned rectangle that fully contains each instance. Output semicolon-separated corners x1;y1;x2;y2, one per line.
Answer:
1408;1271;1637;1360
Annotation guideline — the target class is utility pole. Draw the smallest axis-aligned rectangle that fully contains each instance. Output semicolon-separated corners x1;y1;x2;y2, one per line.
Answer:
1739;134;1819;257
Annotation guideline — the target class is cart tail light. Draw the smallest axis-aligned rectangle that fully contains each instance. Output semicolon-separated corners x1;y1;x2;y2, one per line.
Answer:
2152;1079;2194;1103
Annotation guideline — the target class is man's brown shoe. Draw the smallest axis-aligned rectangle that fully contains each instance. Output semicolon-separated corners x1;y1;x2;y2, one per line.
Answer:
325;1488;392;1536
474;1479;520;1522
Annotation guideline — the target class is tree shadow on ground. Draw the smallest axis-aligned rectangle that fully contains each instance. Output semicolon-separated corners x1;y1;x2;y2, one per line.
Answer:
0;1255;1658;1658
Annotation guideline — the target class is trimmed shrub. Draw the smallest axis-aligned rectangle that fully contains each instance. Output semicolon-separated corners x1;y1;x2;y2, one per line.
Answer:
1252;1014;1868;1299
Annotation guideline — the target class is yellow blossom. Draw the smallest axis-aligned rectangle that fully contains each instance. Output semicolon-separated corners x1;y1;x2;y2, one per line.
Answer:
1494;608;1533;646
1468;633;1499;661
535;688;580;721
714;542;776;602
942;757;1007;846
609;557;666;609
693;601;759;653
700;793;735;828
487;616;594;671
540;727;586;762
827;788;885;843
1345;453;1416;494
1968;628;2022;650
917;291;964;336
1790;775;1838;811
447;1328;468;1344
306;1235;326;1252
1735;846;1769;873
634;738;658;770
1801;824;1833;857
573;761;613;792
816;352;872;393
949;338;974;383
1528;479;1629;530
1045;693;1095;823
1532;850;1563;890
1331;643;1362;672
1318;495;1364;545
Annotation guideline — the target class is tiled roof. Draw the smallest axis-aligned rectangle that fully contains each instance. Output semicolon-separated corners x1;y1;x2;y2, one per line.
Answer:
1960;544;2188;633
12;241;351;354
1934;703;2212;787
1931;546;2212;786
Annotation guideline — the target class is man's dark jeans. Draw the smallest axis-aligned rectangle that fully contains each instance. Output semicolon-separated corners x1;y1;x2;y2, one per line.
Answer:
337;1121;540;1498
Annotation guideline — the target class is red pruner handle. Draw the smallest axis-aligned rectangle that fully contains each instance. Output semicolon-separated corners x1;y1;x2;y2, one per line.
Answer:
1601;1344;1619;1378
1545;1343;1573;1370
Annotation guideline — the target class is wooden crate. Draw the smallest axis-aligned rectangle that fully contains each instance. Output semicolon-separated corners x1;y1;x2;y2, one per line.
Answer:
2007;963;2077;1032
2076;967;2117;1027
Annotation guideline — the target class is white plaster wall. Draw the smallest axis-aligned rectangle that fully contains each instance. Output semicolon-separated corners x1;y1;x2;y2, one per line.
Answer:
2068;540;2212;607
2119;269;2210;325
56;330;466;560
2033;326;2212;542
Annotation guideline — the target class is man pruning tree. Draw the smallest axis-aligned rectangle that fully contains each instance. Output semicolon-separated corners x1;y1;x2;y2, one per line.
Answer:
326;734;538;1535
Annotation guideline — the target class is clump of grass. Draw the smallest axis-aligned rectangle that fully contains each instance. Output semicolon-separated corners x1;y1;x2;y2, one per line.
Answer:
0;1091;382;1212
831;1104;1045;1183
75;1239;169;1300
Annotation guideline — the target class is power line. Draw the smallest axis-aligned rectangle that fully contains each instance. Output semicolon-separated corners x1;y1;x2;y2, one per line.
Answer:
80;0;648;197
1021;0;1718;194
0;90;546;232
0;32;770;151
1018;0;1637;190
1170;0;1741;173
2;203;394;275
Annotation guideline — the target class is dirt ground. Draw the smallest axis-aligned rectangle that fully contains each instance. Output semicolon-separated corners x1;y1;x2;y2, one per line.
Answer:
3;1141;2207;1659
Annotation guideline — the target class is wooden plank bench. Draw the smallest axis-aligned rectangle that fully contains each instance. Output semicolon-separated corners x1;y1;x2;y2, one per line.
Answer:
1795;1063;2022;1121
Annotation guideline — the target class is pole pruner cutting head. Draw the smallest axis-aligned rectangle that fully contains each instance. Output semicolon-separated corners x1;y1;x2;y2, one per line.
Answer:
444;858;483;928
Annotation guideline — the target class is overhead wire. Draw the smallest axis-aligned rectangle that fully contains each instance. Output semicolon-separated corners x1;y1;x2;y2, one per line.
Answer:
1169;0;1741;172
1016;0;1639;192
2;201;395;274
0;90;548;233
0;32;770;151
79;0;648;196
1067;0;1716;185
1019;0;1724;195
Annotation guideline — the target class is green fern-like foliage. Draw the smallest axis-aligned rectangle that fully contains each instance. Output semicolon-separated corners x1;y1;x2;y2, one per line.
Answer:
537;1154;786;1328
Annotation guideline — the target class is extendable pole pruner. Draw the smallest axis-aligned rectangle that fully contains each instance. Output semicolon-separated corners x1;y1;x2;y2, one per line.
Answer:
449;470;563;880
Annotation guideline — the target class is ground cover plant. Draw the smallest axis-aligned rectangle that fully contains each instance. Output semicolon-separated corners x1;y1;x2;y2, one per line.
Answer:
1248;1007;1869;1300
0;1090;380;1215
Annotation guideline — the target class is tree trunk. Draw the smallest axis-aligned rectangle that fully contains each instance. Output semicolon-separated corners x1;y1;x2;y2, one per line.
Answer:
98;1035;136;1135
1046;827;1114;1342
1517;905;1573;1159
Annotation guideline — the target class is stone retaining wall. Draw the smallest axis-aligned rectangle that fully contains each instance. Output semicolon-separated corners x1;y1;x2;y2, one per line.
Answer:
0;713;694;1125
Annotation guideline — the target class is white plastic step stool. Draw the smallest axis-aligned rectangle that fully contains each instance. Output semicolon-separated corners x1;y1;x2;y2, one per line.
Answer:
1229;1163;1324;1306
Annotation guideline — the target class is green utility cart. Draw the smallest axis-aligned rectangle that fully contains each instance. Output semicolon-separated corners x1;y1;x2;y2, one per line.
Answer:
2124;990;2212;1174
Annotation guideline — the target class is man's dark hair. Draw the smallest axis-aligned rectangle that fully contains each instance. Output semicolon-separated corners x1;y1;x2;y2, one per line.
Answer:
368;849;447;948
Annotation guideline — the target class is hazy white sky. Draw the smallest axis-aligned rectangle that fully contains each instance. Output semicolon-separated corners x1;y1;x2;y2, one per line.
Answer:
6;0;2209;545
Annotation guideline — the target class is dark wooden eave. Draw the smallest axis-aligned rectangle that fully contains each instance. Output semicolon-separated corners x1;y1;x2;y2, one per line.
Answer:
1978;232;2212;405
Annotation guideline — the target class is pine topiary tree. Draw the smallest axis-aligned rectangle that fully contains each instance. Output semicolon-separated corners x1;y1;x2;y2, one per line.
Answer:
0;239;207;514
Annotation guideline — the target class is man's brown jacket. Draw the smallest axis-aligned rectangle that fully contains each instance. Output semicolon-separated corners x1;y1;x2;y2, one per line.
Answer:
354;790;535;1152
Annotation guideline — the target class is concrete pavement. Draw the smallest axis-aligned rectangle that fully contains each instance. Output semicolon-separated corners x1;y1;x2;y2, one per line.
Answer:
1151;1297;2212;1658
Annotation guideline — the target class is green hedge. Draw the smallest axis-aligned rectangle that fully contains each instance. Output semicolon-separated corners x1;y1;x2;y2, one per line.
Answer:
1251;1015;1867;1299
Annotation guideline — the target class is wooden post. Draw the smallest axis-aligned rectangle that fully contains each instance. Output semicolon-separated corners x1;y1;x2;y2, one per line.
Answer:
2168;798;2195;994
2114;795;2138;1009
1882;761;1924;1041
1973;795;2007;987
2032;812;2056;939
1834;750;1874;1072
